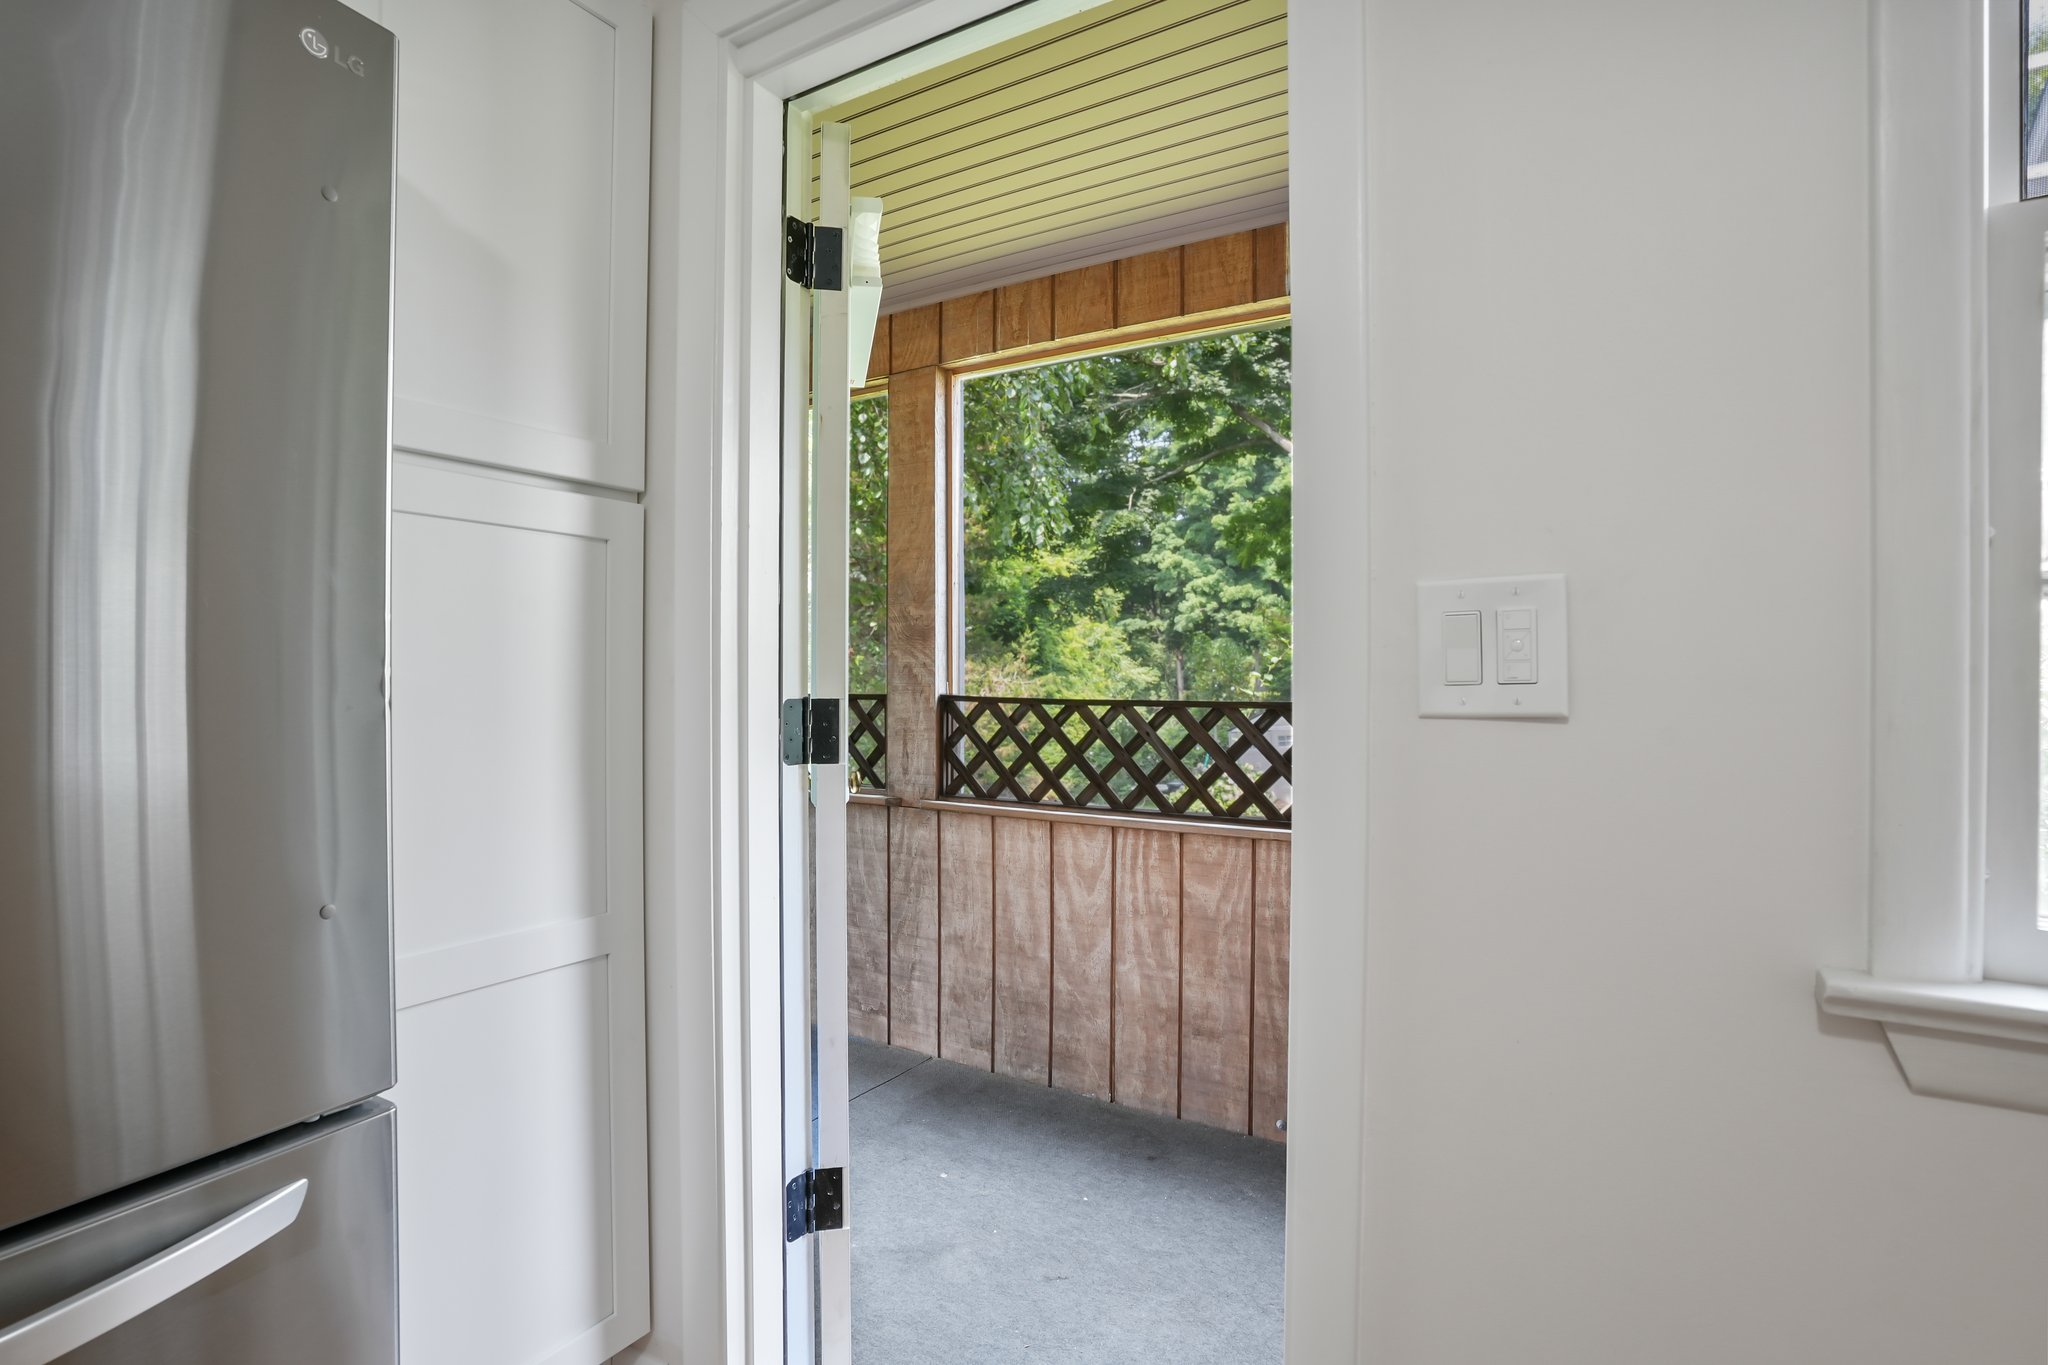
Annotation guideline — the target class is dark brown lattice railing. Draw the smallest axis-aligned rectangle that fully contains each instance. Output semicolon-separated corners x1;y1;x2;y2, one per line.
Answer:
938;695;1292;825
847;693;887;790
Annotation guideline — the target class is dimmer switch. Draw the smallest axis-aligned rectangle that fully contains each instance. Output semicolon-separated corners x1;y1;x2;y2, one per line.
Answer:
1498;608;1536;683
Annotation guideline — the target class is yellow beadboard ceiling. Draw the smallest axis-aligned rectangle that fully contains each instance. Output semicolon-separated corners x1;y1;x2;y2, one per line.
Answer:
810;0;1287;312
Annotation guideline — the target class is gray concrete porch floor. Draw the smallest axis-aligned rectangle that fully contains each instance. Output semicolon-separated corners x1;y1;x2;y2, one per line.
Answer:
849;1039;1286;1365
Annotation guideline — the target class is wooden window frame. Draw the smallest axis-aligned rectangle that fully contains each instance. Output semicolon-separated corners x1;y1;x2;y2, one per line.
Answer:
866;225;1291;714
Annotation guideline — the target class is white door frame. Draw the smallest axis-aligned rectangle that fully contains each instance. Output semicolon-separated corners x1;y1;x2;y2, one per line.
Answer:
640;1;1372;1360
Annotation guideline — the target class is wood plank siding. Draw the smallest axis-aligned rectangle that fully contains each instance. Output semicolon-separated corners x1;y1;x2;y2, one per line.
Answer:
887;806;941;1054
883;369;949;799
993;817;1055;1084
1112;827;1182;1117
1251;838;1290;1142
937;809;995;1068
866;223;1289;385
1050;820;1116;1102
847;801;892;1041
851;799;1287;1139
1178;833;1254;1131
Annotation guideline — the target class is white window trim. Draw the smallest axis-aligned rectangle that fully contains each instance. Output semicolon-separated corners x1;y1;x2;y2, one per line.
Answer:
1816;0;2048;1113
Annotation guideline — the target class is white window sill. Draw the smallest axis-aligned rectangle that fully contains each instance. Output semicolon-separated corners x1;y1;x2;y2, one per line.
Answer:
1816;969;2048;1113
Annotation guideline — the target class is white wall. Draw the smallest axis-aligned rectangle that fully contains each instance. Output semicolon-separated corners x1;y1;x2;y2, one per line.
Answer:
1353;3;2048;1362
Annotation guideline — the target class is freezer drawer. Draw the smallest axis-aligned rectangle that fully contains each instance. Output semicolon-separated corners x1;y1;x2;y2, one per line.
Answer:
0;1103;395;1365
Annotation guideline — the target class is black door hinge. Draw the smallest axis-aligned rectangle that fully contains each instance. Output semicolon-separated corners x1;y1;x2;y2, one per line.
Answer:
781;696;841;766
785;1166;845;1241
784;216;844;291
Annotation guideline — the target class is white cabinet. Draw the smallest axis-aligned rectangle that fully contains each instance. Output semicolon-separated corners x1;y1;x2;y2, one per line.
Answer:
383;0;652;491
388;461;648;1364
341;0;656;1353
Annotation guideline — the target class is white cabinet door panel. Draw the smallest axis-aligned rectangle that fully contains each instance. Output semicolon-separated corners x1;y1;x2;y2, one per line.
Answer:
389;460;647;1365
392;510;607;959
385;0;652;490
390;960;617;1365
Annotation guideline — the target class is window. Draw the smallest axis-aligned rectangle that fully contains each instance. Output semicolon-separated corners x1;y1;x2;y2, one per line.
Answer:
1815;2;2048;1113
1988;21;2048;984
956;326;1293;702
2027;0;2048;198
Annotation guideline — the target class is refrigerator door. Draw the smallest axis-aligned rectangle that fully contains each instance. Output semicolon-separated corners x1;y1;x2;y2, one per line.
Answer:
0;0;397;1231
0;1102;396;1365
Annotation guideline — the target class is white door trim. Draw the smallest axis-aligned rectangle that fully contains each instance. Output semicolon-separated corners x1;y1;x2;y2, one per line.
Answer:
1281;4;1370;1359
640;0;1373;1359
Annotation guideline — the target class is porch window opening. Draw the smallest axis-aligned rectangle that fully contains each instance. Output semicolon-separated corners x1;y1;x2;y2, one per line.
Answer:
848;390;887;790
942;325;1295;825
958;326;1293;705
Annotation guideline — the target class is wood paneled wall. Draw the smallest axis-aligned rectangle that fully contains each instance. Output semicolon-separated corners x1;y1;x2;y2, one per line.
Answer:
848;799;1288;1142
865;223;1289;383
884;369;949;800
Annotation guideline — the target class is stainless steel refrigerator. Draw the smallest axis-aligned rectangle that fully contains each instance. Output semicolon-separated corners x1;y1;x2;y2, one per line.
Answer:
0;0;399;1359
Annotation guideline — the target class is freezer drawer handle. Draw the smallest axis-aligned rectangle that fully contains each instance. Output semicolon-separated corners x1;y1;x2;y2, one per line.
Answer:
0;1179;309;1365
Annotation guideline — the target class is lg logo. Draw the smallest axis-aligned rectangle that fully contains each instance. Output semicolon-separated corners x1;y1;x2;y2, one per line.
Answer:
298;26;367;76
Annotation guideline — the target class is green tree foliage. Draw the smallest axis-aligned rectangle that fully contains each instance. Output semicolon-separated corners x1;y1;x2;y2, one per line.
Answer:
849;393;889;693
960;325;1292;700
843;325;1293;702
2033;4;2048;133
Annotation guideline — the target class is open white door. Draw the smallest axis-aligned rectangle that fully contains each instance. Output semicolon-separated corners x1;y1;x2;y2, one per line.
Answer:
781;113;870;1365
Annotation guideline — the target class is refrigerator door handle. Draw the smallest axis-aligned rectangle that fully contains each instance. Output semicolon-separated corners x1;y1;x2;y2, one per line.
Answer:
0;1179;309;1365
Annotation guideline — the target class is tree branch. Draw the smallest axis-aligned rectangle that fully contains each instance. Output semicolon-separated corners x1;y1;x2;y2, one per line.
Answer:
1136;439;1271;488
1223;400;1292;455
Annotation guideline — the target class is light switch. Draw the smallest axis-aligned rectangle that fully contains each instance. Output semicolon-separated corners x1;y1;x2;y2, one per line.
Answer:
1498;608;1536;684
1443;611;1482;684
1416;575;1569;719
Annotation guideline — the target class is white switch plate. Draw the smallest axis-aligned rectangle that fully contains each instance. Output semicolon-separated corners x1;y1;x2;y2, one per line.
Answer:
1416;574;1569;719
